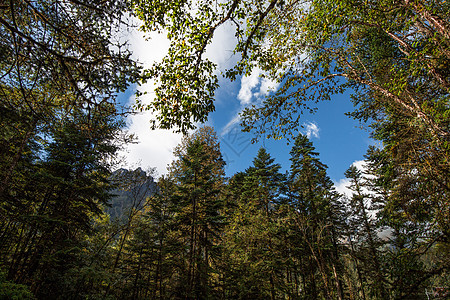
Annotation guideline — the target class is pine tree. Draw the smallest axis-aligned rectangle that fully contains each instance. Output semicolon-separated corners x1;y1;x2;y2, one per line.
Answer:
288;134;345;300
119;175;179;299
344;164;387;299
221;148;287;299
167;126;226;299
362;145;449;299
0;105;124;298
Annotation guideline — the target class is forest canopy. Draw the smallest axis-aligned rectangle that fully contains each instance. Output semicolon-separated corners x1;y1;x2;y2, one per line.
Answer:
0;0;449;299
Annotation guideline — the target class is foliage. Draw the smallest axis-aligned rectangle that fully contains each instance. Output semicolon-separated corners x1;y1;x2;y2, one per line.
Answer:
0;270;35;300
0;0;140;106
1;121;448;298
131;0;449;249
166;126;226;298
221;148;287;299
287;134;346;299
128;2;450;296
0;104;125;298
1;2;140;296
0;0;140;203
1;0;448;298
131;0;449;141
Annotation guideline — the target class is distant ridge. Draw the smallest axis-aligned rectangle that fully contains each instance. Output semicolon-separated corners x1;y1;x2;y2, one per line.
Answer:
107;168;157;220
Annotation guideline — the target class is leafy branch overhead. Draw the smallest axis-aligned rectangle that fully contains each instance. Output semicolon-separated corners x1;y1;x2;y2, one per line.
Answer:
132;0;449;142
0;0;141;110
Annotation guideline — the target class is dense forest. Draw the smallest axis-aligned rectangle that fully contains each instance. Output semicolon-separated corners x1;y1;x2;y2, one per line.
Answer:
1;0;449;299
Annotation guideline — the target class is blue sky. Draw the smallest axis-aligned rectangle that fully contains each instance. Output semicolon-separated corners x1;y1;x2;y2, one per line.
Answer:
210;78;372;182
118;23;373;193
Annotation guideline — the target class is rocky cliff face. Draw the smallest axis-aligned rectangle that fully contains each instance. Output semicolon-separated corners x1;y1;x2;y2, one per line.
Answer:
107;167;157;220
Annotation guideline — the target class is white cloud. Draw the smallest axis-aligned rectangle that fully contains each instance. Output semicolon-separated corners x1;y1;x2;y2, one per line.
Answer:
333;160;367;197
128;26;169;64
120;106;183;178
205;22;238;71
117;15;284;175
334;160;392;239
259;76;280;96
223;71;281;139
352;159;368;171
237;69;262;105
119;18;242;176
334;177;352;197
237;67;280;106
303;121;320;139
117;24;184;176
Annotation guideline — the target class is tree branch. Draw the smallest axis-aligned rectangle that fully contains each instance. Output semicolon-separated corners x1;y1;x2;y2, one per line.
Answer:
0;16;113;66
194;0;241;73
242;0;278;59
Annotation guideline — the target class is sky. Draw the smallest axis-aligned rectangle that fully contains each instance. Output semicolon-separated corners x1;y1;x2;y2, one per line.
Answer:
117;22;373;195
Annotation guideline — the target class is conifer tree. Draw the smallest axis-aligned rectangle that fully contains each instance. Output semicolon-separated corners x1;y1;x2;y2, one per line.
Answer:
0;105;124;298
119;175;179;299
167;126;226;299
361;145;449;299
222;148;287;299
288;134;345;300
344;164;387;299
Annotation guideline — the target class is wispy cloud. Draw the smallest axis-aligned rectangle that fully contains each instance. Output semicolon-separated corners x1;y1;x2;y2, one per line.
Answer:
303;121;320;139
221;114;241;137
224;68;280;139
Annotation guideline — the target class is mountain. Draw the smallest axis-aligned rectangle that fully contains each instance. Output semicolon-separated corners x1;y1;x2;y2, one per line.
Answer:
107;167;157;220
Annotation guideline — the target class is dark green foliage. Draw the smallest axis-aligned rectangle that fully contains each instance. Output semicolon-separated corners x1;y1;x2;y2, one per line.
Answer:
0;270;35;300
360;145;450;299
1;121;448;299
344;164;388;299
0;0;140;106
0;105;125;299
1;1;139;296
111;127;226;299
221;148;287;299
287;134;346;300
168;127;226;299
